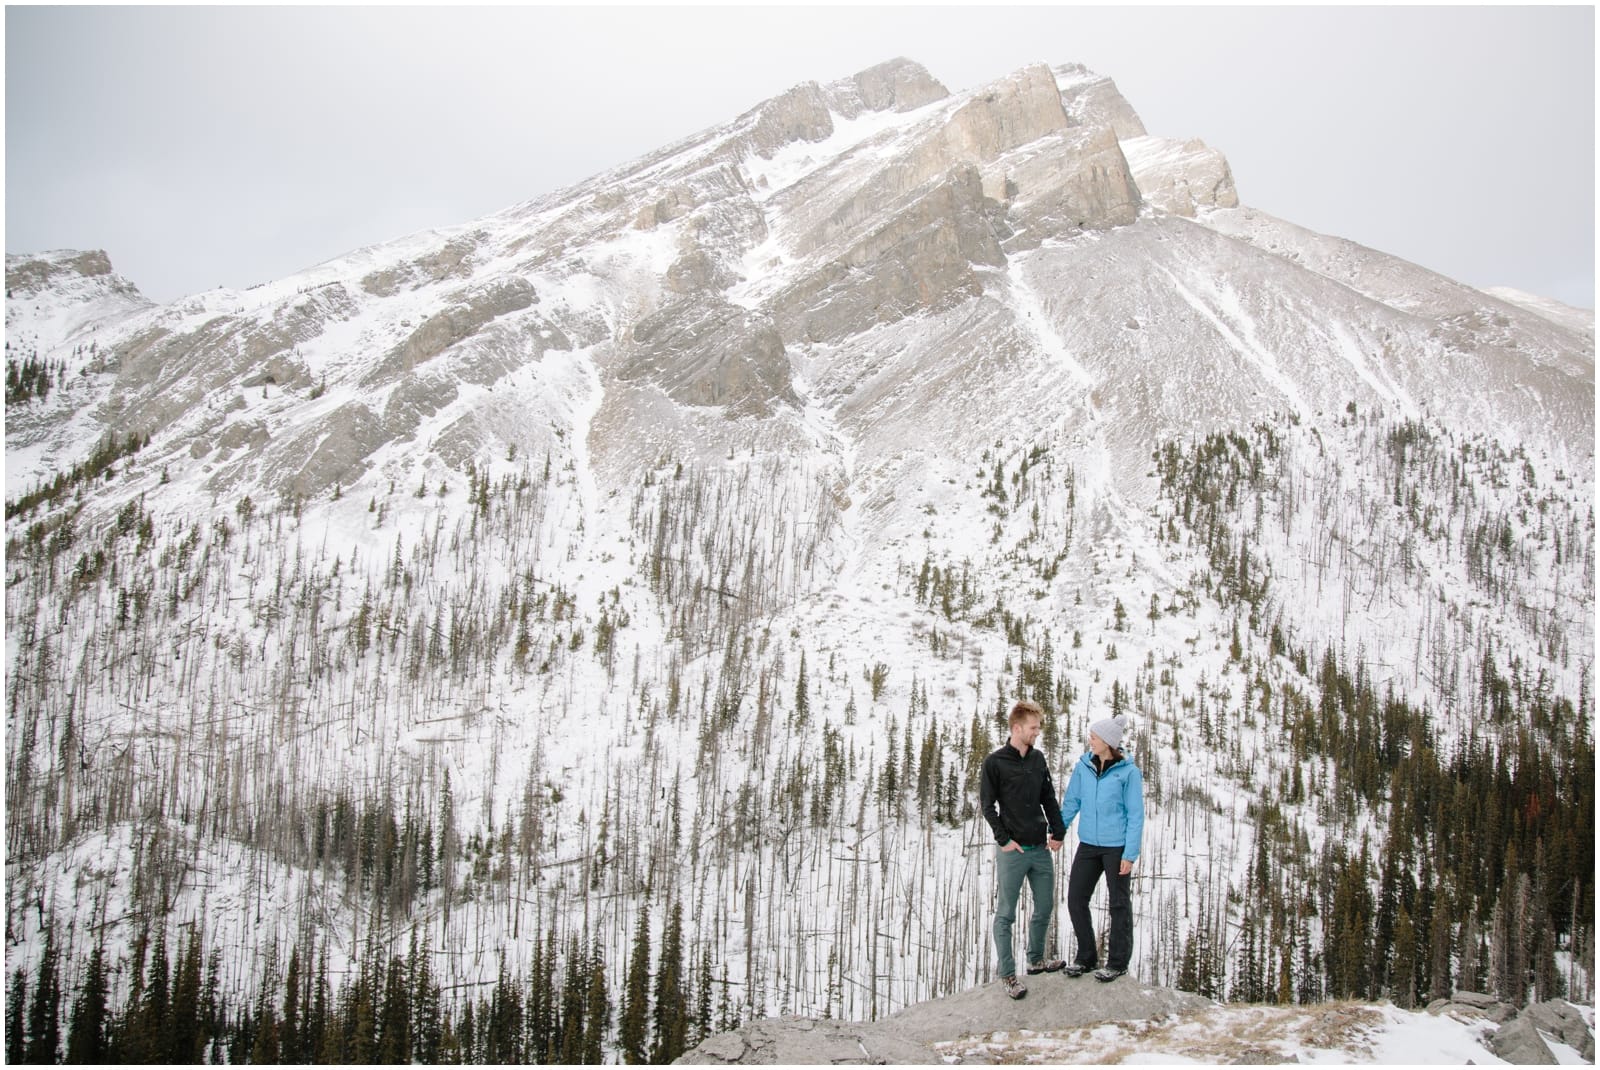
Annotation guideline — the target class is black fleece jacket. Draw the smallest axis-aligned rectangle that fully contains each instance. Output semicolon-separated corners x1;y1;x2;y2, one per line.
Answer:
979;743;1067;847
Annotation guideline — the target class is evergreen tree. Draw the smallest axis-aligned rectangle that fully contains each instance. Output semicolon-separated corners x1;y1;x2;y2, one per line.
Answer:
7;968;26;1066
377;955;410;1064
65;941;110;1065
26;925;62;1064
1427;895;1454;1003
794;651;810;728
560;936;588;1064
1458;910;1482;993
619;905;651;1063
1326;842;1374;999
412;934;442;1064
1392;906;1418;1009
169;926;204;1063
651;902;688;1063
584;940;611;1065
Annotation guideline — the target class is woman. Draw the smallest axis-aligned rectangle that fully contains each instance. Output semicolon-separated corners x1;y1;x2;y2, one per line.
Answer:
1058;713;1145;982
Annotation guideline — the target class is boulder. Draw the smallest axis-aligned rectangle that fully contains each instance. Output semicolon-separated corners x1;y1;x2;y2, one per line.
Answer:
1520;1000;1594;1055
1489;1015;1557;1064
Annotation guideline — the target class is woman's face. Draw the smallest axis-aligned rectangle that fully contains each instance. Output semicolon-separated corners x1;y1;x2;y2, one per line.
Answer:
1088;732;1111;760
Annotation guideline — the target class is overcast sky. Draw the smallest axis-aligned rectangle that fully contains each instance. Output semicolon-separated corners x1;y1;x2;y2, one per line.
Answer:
5;5;1595;309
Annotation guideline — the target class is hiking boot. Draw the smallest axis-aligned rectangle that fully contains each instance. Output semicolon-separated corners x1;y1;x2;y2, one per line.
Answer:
1062;963;1089;978
1094;967;1127;983
1027;958;1065;975
1000;974;1028;1000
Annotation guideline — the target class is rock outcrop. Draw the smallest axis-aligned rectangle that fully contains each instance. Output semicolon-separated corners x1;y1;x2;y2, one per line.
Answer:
771;164;1004;344
676;973;1211;1064
1427;992;1595;1064
1056;64;1147;139
1122;135;1240;216
621;295;797;416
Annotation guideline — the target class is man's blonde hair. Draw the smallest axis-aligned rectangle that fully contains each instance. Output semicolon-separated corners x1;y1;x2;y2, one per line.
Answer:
1009;699;1044;728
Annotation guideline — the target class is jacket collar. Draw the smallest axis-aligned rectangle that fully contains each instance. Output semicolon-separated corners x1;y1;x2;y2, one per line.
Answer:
1082;751;1123;775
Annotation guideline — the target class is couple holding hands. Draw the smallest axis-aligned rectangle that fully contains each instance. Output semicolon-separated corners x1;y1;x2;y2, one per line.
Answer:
980;699;1145;1000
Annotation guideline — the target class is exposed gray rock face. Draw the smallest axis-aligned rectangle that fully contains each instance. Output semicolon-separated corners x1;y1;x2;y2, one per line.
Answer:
621;296;797;416
1520;1000;1595;1058
772;164;1004;344
1491;1015;1558;1063
677;973;1212;1064
1428;993;1594;1064
746;82;836;159
257;401;386;500
984;123;1142;246
842;57;949;114
771;63;1069;266
1056;64;1145;139
942;63;1070;164
664;249;726;294
109;282;356;435
215;419;270;454
382;374;460;442
6;249;115;293
361;233;483;295
1056;63;1148;139
364;278;537;384
1122;135;1239;216
748;60;947;159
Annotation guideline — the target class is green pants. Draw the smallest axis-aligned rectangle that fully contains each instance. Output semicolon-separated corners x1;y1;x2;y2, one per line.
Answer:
994;845;1055;978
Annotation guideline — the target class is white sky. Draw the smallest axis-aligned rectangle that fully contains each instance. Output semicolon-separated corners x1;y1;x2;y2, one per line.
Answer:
4;5;1595;309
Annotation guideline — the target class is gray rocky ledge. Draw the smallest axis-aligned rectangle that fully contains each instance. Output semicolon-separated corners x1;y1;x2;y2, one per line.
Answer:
677;973;1210;1064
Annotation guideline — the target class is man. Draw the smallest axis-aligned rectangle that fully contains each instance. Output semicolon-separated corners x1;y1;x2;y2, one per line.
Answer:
979;699;1066;1000
1058;713;1145;983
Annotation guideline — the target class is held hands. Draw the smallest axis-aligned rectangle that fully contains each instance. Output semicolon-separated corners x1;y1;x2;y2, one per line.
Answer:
1047;837;1063;852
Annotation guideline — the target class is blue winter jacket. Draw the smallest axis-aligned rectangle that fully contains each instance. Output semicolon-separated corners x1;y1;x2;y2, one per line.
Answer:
1059;752;1145;863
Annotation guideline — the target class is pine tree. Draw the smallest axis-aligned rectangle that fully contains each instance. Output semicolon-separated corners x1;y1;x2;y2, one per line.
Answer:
584;940;611;1065
1427;895;1454;1003
7;968;26;1066
794;651;810;728
1458;910;1482;993
1392;906;1418;1009
560;936;588;1064
412;934;442;1064
651;902;688;1063
26;924;62;1064
619;905;651;1063
377;955;409;1063
169;925;204;1063
65;941;110;1064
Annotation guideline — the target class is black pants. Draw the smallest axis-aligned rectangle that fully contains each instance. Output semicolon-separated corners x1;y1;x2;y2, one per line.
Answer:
1066;842;1133;970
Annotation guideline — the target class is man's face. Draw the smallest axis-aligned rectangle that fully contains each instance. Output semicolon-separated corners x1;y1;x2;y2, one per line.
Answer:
1011;715;1042;751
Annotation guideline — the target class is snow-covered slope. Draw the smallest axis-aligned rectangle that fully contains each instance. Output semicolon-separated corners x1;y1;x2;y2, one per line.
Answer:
4;57;1593;1058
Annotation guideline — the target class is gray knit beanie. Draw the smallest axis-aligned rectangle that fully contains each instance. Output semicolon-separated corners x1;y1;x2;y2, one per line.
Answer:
1089;714;1128;751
